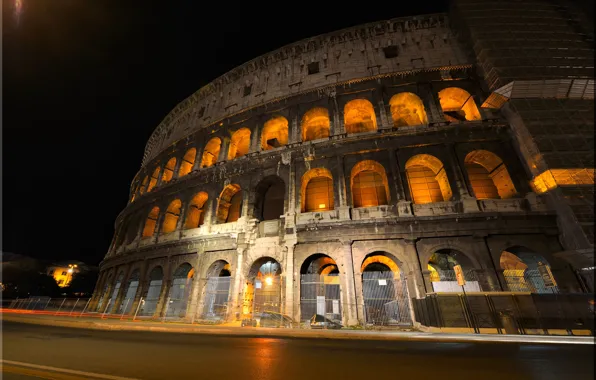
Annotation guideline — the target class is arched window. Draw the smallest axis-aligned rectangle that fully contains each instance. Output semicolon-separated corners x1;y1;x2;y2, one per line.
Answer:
344;99;377;134
428;249;480;292
261;117;288;150
139;176;148;195
147;167;160;192
302;107;330;142
184;192;208;229
389;92;428;127
301;168;334;212
162;158;176;184
465;150;517;199
142;206;160;237
254;176;285;221
178;148;196;177
201;137;221;168
500;247;558;294
162;199;182;233
228;128;251;160
438;87;481;122
351;160;390;208
216;184;243;223
405;154;452;204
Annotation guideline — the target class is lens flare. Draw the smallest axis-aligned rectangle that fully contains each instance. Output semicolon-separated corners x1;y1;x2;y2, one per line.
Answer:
14;0;23;25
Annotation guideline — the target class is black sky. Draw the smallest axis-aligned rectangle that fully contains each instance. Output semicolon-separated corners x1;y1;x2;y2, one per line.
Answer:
2;0;448;265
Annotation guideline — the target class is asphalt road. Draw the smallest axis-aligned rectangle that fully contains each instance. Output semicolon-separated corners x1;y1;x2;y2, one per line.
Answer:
1;321;593;380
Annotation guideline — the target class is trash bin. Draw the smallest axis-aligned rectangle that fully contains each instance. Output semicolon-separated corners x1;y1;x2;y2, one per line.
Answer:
498;311;518;334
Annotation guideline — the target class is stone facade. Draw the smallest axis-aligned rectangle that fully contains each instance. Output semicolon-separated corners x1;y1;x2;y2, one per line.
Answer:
91;7;593;327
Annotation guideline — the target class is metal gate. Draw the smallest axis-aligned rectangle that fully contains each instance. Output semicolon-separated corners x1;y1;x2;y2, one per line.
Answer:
202;276;232;321
362;271;412;326
300;274;341;322
140;279;162;316
119;280;138;314
252;275;284;316
166;276;193;318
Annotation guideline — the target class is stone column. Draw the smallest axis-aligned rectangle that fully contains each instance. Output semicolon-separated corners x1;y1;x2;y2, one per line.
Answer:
218;137;230;163
129;260;148;316
392;150;413;217
154;165;165;188
175;201;190;239
229;248;245;321
289;115;300;144
330;92;343;136
403;239;426;298
187;256;204;323
336;155;350;220
284;243;297;321
341;240;359;326
249;124;261;153
425;83;446;124
192;138;204;171
445;143;478;212
472;236;503;291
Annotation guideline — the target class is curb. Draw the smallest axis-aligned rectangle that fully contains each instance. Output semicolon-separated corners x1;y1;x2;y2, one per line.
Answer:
2;314;594;345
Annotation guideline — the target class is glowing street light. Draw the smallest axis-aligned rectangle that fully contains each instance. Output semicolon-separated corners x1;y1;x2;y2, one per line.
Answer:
264;276;273;287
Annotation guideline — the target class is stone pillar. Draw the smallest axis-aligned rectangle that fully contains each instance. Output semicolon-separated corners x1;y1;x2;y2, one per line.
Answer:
330;93;343;136
249;124;261;153
155;278;171;319
192;140;204;171
289;115;300;144
336;155;350;220
229;248;245;321
154;165;165;188
377;98;389;128
403;239;427;298
341;240;359;326
218;137;230;163
425;83;446;124
187;258;204;323
129;260;148;316
393;150;413;217
445;143;478;212
175;201;190;238
284;243;297;321
472;236;503;291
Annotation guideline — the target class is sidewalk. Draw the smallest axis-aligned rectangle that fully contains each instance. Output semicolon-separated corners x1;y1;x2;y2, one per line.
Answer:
1;310;593;345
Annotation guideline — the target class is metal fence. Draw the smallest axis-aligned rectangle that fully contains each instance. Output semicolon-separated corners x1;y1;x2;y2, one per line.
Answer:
201;276;232;322
362;271;412;326
3;297;93;315
413;292;595;335
300;274;341;323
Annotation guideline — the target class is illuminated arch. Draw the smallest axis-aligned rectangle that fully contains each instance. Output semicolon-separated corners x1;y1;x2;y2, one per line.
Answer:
361;253;401;278
350;160;390;208
438;87;481;122
178;148;196;177
201;137;221;168
184;191;208;229
405;154;452;204
301;168;334;212
147;167;160;192
300;254;339;275
162;199;182;233
216;184;243;223
465;150;517;199
139;176;148;195
344;99;377;134
302;107;330;142
142;206;160;237
389;92;428;127
161;158;176;184
254;176;285;221
500;246;558;293
228;128;251;160
261;116;288;150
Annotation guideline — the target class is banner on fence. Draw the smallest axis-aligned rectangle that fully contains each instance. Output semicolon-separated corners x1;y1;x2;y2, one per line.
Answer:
453;265;466;286
537;262;557;288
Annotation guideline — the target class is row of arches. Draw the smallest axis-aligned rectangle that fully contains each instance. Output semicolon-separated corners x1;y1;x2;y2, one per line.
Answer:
132;87;482;201
117;149;518;248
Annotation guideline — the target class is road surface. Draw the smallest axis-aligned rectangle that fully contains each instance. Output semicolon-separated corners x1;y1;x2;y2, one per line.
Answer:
1;321;593;380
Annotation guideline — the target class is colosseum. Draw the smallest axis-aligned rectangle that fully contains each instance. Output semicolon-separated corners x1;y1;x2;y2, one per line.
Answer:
91;1;594;328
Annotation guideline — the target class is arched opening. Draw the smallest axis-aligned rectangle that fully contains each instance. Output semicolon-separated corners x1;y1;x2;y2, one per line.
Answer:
350;160;390;208
161;158;176;184
438;87;481;122
228;128;251;160
500;247;558;294
200;137;221;168
202;260;232;321
389;92;428;127
301;168;334;213
166;263;195;318
140;266;164;316
216;184;243;223
139;176;148;195
361;252;411;326
147;167;160;192
142;206;160;238
242;258;284;325
184;192;208;229
107;272;125;314
124;214;140;245
95;273;113;312
254;176;285;221
118;269;140;315
427;249;480;292
302;107;330;142
261;116;288;150
178;148;196;177
405;154;452;204
299;254;341;323
465;150;517;199
344;99;377;134
161;199;182;234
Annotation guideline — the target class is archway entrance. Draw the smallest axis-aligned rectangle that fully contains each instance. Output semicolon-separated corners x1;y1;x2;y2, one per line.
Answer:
166;263;195;318
107;272;124;314
95;274;113;312
242;258;283;320
500;247;559;294
118;270;140;314
140;266;163;316
361;252;412;326
427;249;481;292
202;260;232;321
299;254;341;323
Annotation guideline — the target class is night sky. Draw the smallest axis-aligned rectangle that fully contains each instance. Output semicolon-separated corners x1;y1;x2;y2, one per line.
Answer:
3;0;448;265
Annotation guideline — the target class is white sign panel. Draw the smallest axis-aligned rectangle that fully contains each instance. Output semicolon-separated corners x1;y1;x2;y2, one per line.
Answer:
332;300;339;315
316;296;326;315
378;279;387;286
